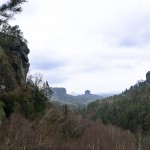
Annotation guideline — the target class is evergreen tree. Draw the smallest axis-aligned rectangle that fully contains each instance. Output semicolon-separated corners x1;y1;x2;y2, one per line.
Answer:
41;81;53;100
0;0;27;25
1;24;27;43
88;81;150;150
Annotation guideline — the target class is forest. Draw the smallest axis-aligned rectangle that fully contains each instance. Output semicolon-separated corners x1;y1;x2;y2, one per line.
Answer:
0;1;150;150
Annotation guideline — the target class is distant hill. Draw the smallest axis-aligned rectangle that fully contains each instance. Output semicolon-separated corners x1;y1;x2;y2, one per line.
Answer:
87;71;150;147
50;88;103;106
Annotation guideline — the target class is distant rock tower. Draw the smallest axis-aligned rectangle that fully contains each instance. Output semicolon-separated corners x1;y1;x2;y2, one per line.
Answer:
85;90;91;95
146;71;150;83
146;71;150;82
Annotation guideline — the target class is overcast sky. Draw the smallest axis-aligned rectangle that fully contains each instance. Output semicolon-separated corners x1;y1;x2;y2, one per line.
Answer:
4;0;150;94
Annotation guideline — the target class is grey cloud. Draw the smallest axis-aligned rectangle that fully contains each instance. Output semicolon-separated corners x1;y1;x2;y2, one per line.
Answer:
99;13;150;48
113;63;135;70
119;39;138;47
46;74;69;84
31;59;67;70
14;0;150;93
119;31;150;48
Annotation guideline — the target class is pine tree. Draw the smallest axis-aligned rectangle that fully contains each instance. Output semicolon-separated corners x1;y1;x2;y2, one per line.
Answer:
0;0;27;25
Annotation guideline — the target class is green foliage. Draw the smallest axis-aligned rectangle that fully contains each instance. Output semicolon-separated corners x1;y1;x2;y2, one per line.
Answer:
87;80;150;150
0;0;27;25
0;56;18;100
33;88;47;117
63;104;68;116
0;0;28;51
0;101;4;118
41;81;53;100
44;105;83;139
61;117;81;138
1;25;27;43
88;81;150;135
3;74;51;119
3;96;14;117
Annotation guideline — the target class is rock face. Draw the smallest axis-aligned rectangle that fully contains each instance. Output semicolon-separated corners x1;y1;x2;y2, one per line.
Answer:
51;87;103;106
85;90;91;95
0;34;30;93
146;71;150;82
51;88;66;95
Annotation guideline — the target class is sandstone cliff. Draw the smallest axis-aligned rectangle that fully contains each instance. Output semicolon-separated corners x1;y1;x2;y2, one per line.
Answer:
0;34;30;94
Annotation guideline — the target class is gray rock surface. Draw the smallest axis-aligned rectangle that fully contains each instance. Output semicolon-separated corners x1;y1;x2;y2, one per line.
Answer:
85;90;91;95
146;71;150;82
51;88;102;106
0;34;30;95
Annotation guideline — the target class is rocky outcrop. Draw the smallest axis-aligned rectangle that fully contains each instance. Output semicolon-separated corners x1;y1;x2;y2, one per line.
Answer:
51;88;67;95
0;34;30;94
51;87;102;106
85;90;91;95
146;71;150;82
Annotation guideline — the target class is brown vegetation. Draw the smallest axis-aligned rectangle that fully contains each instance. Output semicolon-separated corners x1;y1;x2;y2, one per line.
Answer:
0;109;136;150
